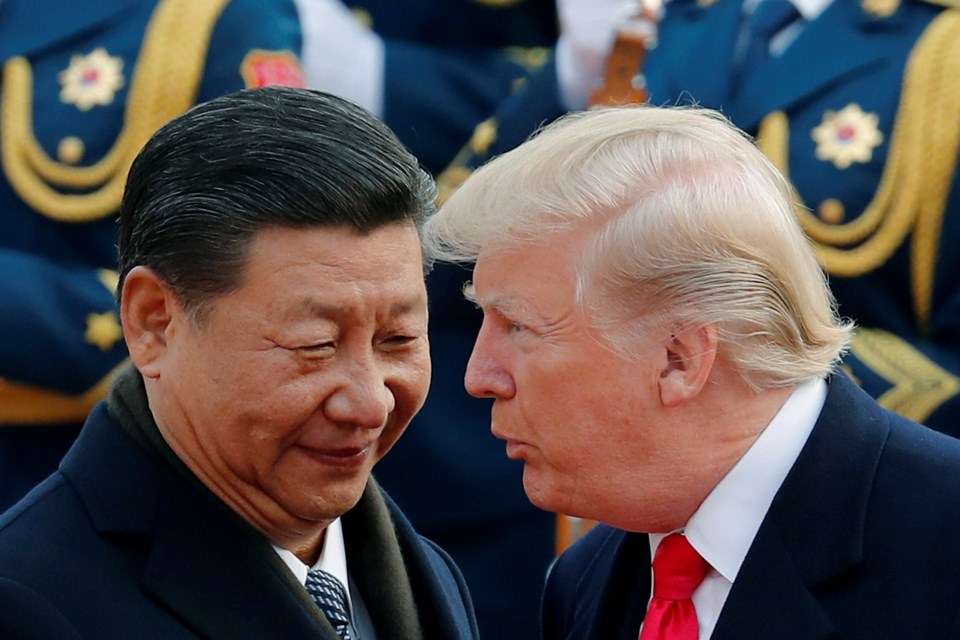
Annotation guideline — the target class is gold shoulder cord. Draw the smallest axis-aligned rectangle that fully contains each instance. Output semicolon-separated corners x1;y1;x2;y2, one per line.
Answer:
1;0;232;223
756;8;960;331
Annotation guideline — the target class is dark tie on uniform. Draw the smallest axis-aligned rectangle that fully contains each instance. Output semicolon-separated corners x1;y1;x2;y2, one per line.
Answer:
638;533;712;640
306;568;358;640
735;0;801;90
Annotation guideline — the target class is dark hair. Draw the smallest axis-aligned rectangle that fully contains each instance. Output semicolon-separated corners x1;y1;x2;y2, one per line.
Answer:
117;86;436;319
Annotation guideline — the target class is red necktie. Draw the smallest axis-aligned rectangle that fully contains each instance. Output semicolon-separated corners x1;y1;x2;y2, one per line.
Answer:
638;533;711;640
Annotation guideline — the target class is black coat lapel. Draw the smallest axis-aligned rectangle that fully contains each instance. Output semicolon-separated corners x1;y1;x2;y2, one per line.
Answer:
61;406;339;640
141;481;339;640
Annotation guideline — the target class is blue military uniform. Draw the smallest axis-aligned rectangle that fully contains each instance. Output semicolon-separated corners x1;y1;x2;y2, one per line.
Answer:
349;0;556;174
0;0;303;509
442;0;960;437
345;2;561;638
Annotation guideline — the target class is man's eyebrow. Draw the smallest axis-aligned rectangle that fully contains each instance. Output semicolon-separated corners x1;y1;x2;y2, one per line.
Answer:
292;296;425;319
463;283;537;320
295;299;341;318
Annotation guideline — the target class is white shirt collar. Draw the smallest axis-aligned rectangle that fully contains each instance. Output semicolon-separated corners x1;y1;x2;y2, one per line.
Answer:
272;517;353;608
742;0;833;22
651;377;827;581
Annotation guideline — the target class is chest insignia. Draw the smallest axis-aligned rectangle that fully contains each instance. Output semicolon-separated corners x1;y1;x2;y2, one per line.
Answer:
811;103;884;169
58;48;126;111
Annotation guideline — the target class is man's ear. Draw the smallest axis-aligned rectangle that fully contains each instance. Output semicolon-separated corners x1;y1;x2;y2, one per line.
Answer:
120;266;179;379
657;323;718;407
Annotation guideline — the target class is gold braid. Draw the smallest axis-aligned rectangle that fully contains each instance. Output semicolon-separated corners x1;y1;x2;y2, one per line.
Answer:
0;0;232;223
757;8;960;332
909;9;960;330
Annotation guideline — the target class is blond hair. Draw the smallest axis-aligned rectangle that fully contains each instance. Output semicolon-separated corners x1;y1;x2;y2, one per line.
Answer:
424;105;852;389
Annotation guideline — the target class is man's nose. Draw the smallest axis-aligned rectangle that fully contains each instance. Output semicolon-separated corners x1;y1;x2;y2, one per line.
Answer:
464;335;516;400
323;356;396;429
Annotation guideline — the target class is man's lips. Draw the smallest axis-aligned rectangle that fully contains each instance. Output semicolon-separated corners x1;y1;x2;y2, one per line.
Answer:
297;444;373;468
503;439;529;461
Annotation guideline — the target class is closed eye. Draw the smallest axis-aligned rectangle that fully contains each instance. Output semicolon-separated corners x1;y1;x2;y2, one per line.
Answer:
297;342;336;354
381;335;420;348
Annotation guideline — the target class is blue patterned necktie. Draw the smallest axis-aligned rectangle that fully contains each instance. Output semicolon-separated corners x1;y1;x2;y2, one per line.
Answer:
306;569;357;640
736;0;801;90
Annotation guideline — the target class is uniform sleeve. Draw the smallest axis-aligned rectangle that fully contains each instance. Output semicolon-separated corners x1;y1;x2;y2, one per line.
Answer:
842;317;960;437
0;250;125;399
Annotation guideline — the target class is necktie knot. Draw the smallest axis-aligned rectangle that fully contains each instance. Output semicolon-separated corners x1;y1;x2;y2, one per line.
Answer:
651;533;711;601
638;534;710;640
305;569;355;639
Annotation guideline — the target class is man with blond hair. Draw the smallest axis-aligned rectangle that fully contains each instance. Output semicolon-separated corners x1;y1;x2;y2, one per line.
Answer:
424;105;960;639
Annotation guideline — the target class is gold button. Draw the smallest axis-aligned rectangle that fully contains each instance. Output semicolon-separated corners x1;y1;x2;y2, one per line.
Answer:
818;198;846;224
861;0;899;17
57;137;85;164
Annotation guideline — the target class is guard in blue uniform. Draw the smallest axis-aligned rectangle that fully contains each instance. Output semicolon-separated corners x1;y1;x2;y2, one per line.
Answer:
0;0;304;510
443;0;960;438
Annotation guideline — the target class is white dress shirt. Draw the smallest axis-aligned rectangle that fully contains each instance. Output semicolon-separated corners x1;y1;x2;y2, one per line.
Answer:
647;376;828;639
273;518;378;638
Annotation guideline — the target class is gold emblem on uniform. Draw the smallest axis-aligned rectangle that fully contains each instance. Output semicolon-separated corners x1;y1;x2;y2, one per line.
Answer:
85;311;124;352
58;48;125;111
811;103;884;170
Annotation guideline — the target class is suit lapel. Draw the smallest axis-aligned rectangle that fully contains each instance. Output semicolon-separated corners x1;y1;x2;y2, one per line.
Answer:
713;374;889;639
141;483;339;640
713;524;835;639
61;405;339;640
560;528;652;640
729;0;903;129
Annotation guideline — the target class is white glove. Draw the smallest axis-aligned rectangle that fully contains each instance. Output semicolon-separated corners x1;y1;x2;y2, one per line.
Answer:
556;0;640;110
293;0;386;117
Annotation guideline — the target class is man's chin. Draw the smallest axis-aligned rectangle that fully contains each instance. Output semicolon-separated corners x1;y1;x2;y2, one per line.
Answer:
521;470;564;514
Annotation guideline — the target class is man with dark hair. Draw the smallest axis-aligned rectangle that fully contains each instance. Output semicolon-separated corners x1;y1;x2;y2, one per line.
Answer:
0;86;478;640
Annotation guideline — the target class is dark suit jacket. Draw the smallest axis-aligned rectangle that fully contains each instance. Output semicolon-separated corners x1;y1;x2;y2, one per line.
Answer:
0;400;479;639
543;374;960;639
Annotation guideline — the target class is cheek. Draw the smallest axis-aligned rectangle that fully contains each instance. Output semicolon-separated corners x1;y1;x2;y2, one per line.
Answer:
221;367;325;443
390;351;432;413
